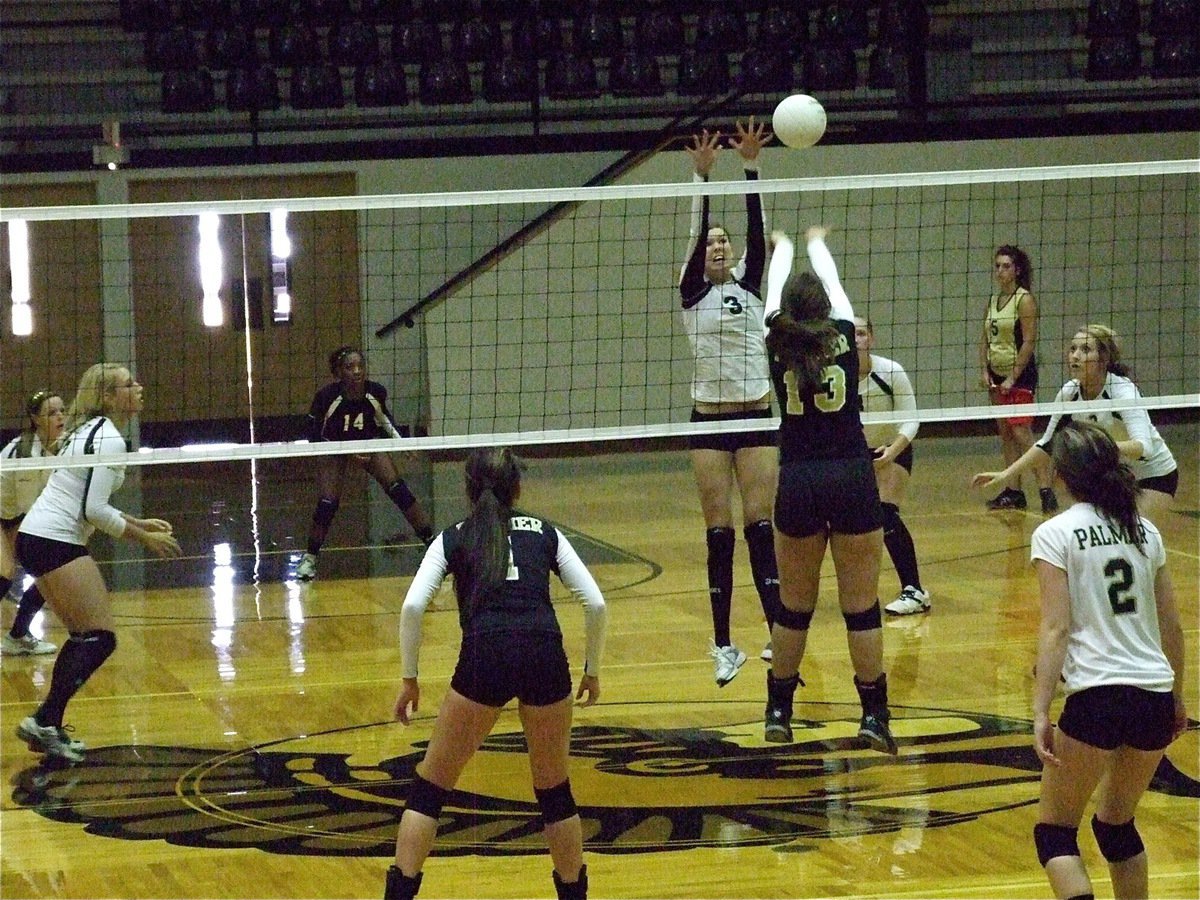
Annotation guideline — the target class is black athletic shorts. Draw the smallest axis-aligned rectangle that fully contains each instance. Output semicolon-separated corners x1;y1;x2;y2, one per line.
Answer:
1139;468;1178;498
15;531;89;577
451;630;572;708
775;456;883;538
688;408;778;453
1058;684;1176;751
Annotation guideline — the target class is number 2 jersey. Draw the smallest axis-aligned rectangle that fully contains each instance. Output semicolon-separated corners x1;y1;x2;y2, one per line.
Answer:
306;380;402;443
1030;503;1173;695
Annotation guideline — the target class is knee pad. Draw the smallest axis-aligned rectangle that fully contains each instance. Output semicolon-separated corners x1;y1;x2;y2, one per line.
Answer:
313;497;339;528
1091;815;1144;863
880;502;901;536
1034;822;1081;867
844;602;882;632
534;779;577;826
386;479;417;512
77;629;117;662
404;773;449;820
775;605;813;631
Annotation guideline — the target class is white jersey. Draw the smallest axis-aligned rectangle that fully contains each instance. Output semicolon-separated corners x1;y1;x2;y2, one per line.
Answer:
1036;373;1176;481
858;354;919;449
0;433;53;520
19;416;128;546
1031;502;1173;695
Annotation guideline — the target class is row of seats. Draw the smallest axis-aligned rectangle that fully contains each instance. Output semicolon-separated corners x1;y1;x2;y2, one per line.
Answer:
162;45;903;113
1085;0;1199;79
142;1;929;72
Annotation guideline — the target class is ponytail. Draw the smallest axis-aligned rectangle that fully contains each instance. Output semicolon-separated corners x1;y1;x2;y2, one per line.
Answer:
765;270;840;399
449;448;522;617
1051;421;1144;553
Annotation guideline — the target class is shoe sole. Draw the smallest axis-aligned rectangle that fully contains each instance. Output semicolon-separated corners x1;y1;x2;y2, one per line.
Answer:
859;727;898;755
884;605;930;617
764;725;793;743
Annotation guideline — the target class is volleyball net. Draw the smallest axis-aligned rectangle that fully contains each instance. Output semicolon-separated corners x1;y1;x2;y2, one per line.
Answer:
2;157;1197;475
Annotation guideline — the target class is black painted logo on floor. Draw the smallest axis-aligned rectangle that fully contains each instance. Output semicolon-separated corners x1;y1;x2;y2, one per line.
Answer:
12;702;1197;857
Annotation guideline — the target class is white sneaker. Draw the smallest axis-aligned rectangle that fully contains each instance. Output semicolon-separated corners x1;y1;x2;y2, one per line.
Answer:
2;633;58;655
885;586;931;616
17;716;85;763
710;643;747;687
760;640;773;662
296;553;318;581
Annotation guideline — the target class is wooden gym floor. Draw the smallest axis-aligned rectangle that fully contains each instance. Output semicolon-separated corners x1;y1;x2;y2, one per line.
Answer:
1;428;1197;899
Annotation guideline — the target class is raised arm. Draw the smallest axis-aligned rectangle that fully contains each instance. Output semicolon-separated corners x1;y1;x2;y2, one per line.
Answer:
805;227;854;321
730;118;771;288
763;230;794;336
679;130;720;297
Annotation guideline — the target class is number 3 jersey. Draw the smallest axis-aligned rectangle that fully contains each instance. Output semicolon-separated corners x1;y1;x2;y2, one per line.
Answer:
1030;503;1173;695
306;380;402;443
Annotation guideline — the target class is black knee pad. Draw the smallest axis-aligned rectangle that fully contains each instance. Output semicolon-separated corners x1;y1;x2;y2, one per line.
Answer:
77;628;117;662
1091;815;1144;863
1034;822;1081;867
386;479;417;511
775;605;813;631
706;526;735;556
843;602;882;632
880;502;901;536
313;497;339;528
534;779;577;826
404;773;449;820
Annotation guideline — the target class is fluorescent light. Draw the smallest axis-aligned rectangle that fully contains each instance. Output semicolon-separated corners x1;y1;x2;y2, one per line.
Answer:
199;212;223;327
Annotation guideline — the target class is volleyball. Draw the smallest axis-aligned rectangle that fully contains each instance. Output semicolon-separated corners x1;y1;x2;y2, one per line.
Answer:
771;94;827;148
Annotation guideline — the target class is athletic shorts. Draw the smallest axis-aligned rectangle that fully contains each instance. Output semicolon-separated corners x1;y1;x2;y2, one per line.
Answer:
1139;469;1178;498
775;456;883;538
988;365;1038;427
1058;684;1176;751
15;532;89;578
451;630;572;708
688;408;777;453
875;443;914;474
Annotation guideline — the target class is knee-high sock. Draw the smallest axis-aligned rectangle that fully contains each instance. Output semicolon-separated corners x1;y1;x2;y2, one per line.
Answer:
35;630;116;728
743;520;780;629
881;502;922;591
9;583;47;639
706;527;735;647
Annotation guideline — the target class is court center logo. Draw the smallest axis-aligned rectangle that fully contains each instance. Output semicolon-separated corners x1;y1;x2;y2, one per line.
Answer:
12;701;1197;857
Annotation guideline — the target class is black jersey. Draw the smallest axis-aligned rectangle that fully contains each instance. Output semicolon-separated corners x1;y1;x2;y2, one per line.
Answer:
772;318;871;463
441;512;564;639
306;380;401;443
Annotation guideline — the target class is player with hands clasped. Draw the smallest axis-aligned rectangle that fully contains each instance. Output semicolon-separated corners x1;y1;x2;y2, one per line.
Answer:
297;346;434;581
853;319;930;616
14;363;181;764
1;388;66;655
760;227;896;755
679;118;782;685
386;448;607;900
1029;420;1186;900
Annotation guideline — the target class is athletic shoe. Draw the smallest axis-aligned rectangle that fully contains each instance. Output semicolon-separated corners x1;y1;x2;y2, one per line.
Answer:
760;640;773;662
1040;488;1059;514
885;586;931;617
986;488;1027;510
296;553;318;581
17;716;85;763
710;643;747;687
1;633;58;655
858;712;898;755
764;699;793;743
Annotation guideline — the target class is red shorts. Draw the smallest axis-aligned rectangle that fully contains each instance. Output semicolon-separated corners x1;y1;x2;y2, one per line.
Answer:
992;386;1034;427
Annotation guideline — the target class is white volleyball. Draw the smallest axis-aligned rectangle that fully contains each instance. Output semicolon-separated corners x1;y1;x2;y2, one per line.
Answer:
771;94;827;148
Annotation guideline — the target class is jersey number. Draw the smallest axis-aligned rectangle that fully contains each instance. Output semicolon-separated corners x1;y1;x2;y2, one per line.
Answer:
783;366;847;415
1103;557;1136;615
341;412;365;432
506;537;519;581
